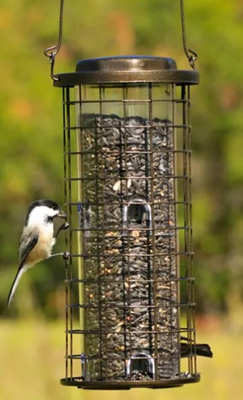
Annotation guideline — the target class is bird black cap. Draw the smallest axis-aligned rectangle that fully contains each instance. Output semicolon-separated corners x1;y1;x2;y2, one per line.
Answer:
25;199;62;225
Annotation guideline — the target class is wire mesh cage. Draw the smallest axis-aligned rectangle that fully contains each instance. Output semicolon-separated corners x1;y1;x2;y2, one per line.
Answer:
55;56;200;389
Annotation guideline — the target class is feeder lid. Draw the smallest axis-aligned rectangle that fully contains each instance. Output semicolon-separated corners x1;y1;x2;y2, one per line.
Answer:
54;56;199;86
76;56;177;73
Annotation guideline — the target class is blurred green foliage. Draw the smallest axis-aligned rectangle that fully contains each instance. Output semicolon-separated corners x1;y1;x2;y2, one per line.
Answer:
1;0;243;317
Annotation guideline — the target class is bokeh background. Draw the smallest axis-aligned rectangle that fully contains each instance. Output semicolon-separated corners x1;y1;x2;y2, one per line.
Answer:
0;0;243;399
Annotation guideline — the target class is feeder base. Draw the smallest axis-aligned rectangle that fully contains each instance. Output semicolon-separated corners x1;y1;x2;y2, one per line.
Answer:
60;374;200;390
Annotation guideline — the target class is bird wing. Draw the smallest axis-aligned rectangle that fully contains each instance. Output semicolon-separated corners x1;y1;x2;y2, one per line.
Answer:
7;231;39;308
19;230;39;267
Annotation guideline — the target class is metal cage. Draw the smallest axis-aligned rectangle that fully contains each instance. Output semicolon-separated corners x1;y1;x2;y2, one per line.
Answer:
55;56;200;389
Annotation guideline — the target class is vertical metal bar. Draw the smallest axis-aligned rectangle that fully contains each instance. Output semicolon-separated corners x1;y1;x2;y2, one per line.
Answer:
63;87;69;380
66;86;73;378
76;84;85;378
185;85;192;373
181;84;189;372
182;84;193;373
120;112;128;377
187;85;197;375
146;85;152;358
172;83;180;375
168;89;174;373
148;83;158;379
123;84;132;362
98;85;103;379
167;84;178;376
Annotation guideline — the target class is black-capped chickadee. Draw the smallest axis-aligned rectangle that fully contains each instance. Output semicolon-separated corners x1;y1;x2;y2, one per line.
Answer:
7;199;69;308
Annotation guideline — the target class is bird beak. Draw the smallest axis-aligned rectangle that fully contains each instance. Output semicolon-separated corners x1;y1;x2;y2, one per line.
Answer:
57;210;66;219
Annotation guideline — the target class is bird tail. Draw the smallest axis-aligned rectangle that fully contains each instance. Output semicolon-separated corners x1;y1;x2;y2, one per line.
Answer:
194;344;213;358
180;341;213;358
7;265;27;308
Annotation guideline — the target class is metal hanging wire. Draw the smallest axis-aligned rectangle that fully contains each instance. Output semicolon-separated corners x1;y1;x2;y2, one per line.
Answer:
44;0;65;81
180;0;198;70
43;0;198;75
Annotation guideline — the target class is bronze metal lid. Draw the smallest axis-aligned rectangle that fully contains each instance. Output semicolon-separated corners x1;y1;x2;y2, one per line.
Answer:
54;56;199;87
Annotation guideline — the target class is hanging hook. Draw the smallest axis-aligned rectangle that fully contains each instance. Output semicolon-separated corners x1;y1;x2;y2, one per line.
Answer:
180;0;198;70
44;0;65;81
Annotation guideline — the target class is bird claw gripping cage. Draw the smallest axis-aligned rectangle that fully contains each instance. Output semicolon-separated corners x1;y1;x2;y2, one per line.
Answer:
54;56;200;389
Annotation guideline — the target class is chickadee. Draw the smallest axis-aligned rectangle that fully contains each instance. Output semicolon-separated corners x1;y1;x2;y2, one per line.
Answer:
180;336;213;358
7;199;69;308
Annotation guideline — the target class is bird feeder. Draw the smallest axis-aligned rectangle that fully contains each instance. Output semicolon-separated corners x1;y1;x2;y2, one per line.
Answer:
42;0;206;390
53;55;200;389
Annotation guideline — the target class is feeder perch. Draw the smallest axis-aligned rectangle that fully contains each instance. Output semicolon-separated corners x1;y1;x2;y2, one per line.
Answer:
54;55;200;389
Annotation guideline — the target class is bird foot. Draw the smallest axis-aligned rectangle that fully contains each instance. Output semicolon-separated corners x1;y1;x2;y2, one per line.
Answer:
49;251;71;260
62;251;71;260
